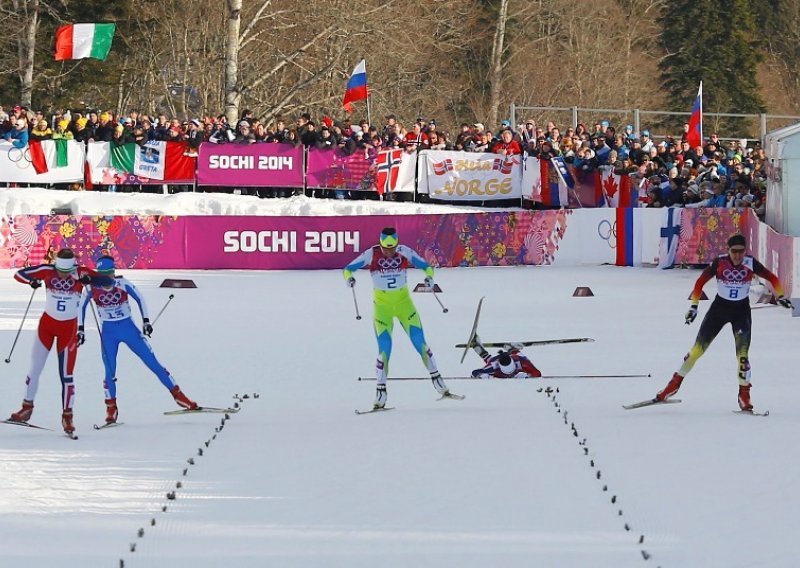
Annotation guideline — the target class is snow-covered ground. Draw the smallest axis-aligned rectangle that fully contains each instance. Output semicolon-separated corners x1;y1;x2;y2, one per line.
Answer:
0;191;797;567
0;187;509;216
0;263;797;568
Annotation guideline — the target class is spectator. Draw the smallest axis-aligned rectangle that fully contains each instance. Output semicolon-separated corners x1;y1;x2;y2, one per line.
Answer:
454;123;474;151
3;118;29;148
52;119;74;141
30;119;52;141
185;119;203;155
315;125;337;149
234;120;255;144
428;130;446;150
491;128;523;156
403;122;429;152
94;112;114;142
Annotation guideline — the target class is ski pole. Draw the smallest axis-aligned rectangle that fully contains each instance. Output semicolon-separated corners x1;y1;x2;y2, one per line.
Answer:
4;287;37;363
351;286;362;320
358;374;652;381
152;294;175;326
89;302;114;375
432;289;448;313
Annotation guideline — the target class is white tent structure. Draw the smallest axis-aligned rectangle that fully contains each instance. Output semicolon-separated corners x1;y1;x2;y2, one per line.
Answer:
765;121;800;236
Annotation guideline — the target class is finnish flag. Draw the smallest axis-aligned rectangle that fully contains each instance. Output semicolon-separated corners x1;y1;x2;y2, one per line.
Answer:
658;208;683;269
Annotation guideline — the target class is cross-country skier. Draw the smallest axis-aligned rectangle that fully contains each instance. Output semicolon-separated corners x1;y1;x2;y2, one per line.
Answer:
654;234;792;411
8;249;93;435
78;255;197;423
469;336;542;378
343;227;452;409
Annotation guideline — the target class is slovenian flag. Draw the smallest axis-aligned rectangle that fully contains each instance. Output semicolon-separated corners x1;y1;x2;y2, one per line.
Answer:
54;23;116;61
342;59;368;112
686;82;703;149
615;208;641;266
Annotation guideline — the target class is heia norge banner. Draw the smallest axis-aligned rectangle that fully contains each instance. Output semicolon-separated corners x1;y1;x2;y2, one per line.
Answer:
419;150;522;201
197;143;304;187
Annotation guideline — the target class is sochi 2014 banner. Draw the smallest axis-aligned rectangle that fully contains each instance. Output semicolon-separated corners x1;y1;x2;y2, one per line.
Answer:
86;141;195;184
0;140;85;183
419;150;522;201
196;142;303;187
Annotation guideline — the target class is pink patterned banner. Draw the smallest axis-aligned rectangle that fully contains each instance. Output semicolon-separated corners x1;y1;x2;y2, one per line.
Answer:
0;212;573;270
306;147;374;190
675;208;753;265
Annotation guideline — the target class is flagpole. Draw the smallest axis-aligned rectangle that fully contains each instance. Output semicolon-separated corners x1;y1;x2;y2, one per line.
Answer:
698;81;703;145
365;59;371;127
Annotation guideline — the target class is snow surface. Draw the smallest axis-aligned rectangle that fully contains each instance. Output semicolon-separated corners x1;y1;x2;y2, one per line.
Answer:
0;187;510;216
0;192;798;568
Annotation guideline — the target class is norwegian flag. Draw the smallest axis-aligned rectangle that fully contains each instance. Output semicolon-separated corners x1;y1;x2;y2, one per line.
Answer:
431;158;454;176
374;149;403;195
492;157;516;175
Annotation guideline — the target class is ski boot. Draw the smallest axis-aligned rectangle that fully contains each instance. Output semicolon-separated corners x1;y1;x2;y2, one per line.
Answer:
373;385;387;410
431;372;449;395
9;400;34;423
655;373;684;402
62;409;75;434
738;384;753;411
105;398;118;424
170;386;198;410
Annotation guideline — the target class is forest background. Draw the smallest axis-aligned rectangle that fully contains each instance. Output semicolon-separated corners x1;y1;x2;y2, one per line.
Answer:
1;0;799;138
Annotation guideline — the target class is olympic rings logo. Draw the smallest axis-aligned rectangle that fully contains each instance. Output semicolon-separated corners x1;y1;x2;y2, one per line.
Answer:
722;268;747;280
8;146;32;169
49;277;75;290
378;257;403;270
98;292;122;305
597;219;617;249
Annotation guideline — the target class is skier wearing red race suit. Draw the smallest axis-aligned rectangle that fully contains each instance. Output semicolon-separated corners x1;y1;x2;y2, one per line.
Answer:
470;336;542;378
654;234;792;411
8;249;94;434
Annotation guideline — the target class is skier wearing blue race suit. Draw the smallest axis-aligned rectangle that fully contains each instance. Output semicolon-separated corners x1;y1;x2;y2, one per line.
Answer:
78;256;197;424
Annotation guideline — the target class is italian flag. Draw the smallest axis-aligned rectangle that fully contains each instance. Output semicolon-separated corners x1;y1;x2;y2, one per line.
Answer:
29;140;69;175
54;23;116;61
110;142;195;181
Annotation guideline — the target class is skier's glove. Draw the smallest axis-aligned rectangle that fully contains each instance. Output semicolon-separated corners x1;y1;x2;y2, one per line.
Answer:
76;325;85;346
685;305;698;325
29;279;41;289
142;318;153;337
79;274;91;285
777;296;794;309
424;276;434;288
347;277;356;288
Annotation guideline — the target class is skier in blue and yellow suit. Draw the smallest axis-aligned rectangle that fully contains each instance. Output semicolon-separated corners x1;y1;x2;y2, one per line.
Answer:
344;227;450;409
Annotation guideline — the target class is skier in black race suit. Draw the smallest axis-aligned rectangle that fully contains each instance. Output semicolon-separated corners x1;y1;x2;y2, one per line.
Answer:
654;234;792;412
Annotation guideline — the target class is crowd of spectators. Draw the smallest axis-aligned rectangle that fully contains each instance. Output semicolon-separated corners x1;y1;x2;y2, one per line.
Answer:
0;103;768;215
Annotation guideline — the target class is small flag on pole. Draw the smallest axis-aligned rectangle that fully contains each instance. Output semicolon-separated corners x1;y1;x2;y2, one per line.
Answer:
686;82;703;149
55;23;116;61
342;59;368;112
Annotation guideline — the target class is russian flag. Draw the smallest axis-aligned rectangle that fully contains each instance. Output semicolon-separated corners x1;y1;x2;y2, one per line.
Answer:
539;158;568;207
686;82;703;149
342;59;368;112
615;208;641;266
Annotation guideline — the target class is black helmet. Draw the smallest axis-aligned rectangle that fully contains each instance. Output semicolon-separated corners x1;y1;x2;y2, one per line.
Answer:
727;234;746;248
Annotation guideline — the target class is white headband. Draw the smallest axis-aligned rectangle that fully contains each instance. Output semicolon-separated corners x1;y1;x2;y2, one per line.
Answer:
54;257;76;272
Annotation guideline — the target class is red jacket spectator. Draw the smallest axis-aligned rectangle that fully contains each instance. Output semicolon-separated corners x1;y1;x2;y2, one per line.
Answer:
491;130;523;156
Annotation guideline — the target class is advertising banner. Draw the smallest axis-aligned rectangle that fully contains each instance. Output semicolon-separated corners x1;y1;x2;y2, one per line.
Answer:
196;143;303;187
0;140;85;184
305;147;373;191
419;150;521;201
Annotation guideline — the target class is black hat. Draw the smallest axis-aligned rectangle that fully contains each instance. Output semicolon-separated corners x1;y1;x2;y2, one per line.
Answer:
727;234;746;248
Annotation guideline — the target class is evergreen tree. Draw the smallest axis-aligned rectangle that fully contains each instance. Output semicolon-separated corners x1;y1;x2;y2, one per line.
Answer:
658;0;765;137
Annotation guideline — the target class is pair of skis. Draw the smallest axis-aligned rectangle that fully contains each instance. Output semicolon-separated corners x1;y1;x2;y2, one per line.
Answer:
355;391;466;415
622;398;769;416
2;405;242;436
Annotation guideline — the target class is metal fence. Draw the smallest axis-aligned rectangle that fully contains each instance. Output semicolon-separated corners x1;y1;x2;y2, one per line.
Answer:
509;104;800;145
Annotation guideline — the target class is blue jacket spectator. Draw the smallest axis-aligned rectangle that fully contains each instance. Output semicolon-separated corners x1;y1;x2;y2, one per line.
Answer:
3;119;28;148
